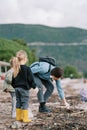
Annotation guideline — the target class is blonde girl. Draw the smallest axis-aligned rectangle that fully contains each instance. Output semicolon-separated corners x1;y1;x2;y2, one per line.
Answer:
12;50;36;123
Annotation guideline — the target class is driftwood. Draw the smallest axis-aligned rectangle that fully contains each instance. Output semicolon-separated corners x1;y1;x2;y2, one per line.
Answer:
70;110;86;116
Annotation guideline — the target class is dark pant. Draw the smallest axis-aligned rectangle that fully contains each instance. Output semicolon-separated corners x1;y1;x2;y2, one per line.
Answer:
15;88;29;109
34;75;54;103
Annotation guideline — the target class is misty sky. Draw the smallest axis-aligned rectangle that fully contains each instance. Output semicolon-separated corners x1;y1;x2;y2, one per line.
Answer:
0;0;87;29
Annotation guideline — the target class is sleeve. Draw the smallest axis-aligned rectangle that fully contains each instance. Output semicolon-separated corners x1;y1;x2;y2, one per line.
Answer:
3;70;14;91
3;80;9;91
30;62;42;74
27;67;36;89
55;79;65;99
5;69;13;84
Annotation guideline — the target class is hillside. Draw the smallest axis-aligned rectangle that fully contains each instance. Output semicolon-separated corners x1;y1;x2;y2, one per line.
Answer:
29;44;87;74
0;24;87;43
0;24;87;74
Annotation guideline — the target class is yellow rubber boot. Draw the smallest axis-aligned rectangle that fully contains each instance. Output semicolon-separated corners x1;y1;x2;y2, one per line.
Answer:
16;108;22;121
22;110;32;123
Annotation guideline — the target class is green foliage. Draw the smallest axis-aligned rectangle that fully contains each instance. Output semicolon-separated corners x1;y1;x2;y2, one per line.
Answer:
12;38;26;46
63;65;82;78
0;38;36;65
29;44;87;73
83;72;87;78
0;24;87;74
0;24;87;43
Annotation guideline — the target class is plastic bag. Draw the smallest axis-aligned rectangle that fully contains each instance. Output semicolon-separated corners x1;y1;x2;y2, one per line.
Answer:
80;88;87;102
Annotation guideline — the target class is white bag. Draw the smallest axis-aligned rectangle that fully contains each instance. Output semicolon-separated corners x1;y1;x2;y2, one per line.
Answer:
80;88;87;102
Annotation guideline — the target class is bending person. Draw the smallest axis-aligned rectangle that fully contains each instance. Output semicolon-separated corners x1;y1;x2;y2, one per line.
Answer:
30;60;69;113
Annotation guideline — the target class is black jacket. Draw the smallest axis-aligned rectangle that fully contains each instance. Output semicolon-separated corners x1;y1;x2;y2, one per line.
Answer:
12;65;36;90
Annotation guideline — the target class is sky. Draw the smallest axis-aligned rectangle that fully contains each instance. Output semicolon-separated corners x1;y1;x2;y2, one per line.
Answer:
0;0;87;29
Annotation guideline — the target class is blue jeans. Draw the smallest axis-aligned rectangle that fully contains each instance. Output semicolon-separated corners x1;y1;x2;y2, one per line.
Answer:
15;88;29;109
34;75;54;103
10;92;16;118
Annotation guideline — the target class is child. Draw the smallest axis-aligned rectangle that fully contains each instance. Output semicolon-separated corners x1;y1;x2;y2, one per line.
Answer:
11;50;36;123
3;57;16;118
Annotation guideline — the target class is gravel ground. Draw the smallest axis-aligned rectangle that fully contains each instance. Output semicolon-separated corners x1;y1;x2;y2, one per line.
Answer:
0;78;87;130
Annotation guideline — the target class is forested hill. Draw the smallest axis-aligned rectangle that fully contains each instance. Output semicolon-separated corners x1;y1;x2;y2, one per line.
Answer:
0;24;87;74
0;24;87;43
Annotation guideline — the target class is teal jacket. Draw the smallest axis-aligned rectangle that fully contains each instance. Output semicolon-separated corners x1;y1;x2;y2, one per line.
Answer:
30;62;64;99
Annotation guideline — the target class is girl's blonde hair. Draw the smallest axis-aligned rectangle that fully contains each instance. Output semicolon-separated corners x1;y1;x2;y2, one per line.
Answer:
12;57;20;78
13;50;28;77
9;57;16;67
16;50;28;62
